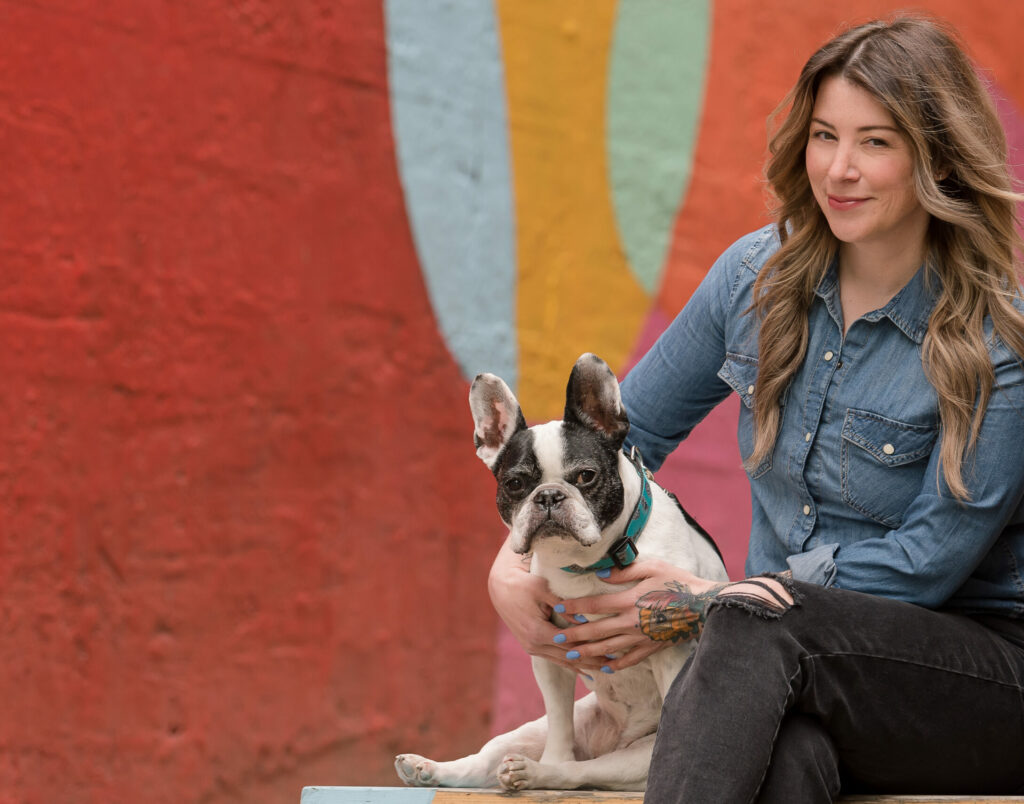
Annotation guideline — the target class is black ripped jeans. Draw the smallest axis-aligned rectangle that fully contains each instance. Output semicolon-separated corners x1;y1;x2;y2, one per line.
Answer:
644;581;1024;803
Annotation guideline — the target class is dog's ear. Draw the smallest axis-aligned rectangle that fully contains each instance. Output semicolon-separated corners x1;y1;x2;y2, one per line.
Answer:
564;353;629;447
469;373;527;471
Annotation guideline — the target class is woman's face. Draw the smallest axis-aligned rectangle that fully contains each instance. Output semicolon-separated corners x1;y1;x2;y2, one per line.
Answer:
805;75;930;258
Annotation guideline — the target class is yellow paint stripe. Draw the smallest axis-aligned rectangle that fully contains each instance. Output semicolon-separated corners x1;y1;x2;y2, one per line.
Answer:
497;0;648;419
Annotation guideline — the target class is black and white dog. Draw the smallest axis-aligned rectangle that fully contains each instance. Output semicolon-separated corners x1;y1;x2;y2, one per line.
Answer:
395;353;728;791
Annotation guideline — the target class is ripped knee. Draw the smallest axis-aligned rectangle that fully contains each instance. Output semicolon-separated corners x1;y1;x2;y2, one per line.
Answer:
712;574;799;619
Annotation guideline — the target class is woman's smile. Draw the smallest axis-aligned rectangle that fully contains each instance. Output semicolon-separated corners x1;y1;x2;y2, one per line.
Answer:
827;194;869;210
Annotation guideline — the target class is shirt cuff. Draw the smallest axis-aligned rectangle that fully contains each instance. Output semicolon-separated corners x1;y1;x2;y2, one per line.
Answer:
786;544;840;587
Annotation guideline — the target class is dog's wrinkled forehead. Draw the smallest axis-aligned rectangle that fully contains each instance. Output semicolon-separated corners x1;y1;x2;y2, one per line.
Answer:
496;420;620;480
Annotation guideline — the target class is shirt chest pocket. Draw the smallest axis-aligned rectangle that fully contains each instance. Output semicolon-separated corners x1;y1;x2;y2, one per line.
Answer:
841;409;938;528
717;353;772;479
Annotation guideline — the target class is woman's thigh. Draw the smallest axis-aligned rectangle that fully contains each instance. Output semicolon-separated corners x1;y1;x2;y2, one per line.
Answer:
707;581;1024;793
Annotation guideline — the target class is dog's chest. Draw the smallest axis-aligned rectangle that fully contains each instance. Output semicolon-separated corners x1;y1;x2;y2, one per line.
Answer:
582;662;666;741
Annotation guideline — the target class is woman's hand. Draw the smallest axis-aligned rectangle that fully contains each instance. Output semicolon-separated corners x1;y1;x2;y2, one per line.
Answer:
488;537;578;668
552;559;726;672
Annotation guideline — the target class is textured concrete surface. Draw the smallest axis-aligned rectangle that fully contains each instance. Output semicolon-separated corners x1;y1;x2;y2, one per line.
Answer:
0;2;498;802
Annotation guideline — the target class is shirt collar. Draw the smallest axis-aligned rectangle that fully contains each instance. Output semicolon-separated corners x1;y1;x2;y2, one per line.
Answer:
814;256;938;344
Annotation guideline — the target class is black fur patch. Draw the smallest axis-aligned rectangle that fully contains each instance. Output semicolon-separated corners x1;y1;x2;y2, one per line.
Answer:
558;422;624;530
493;429;540;525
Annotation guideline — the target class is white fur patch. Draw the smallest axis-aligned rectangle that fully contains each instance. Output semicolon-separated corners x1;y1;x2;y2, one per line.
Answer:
531;421;565;481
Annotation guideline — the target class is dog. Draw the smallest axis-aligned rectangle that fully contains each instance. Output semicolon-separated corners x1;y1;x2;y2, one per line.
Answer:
395;353;729;791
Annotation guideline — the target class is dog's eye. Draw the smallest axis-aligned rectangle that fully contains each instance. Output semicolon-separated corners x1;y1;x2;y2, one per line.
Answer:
574;469;597;486
503;476;525;495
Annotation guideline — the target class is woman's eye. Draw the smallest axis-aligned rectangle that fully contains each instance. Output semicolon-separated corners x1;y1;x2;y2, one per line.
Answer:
866;137;889;148
575;470;597;486
811;129;835;141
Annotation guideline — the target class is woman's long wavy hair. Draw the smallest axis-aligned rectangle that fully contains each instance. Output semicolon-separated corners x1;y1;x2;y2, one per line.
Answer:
750;15;1024;500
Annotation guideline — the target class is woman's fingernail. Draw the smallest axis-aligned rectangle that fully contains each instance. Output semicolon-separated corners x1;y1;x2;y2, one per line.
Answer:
604;653;618;659
581;673;594;681
553;633;567;644
573;614;588;623
554;604;566;614
596;568;612;579
566;650;581;660
601;666;614;674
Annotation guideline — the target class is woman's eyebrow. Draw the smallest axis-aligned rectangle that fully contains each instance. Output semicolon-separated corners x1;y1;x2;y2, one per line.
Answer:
810;117;899;133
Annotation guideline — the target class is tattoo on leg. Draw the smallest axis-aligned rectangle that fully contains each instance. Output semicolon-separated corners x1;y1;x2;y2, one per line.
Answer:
636;581;727;643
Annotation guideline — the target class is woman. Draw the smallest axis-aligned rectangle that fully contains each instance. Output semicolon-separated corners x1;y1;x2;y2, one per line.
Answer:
488;15;1024;801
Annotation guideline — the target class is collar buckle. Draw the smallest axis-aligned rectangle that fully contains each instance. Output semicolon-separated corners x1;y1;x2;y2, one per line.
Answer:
606;536;638;570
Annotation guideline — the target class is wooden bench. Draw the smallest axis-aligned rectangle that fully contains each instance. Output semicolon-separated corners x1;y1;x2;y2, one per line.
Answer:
300;787;1024;804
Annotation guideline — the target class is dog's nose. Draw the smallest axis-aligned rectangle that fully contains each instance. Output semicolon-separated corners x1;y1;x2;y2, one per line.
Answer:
534;488;566;511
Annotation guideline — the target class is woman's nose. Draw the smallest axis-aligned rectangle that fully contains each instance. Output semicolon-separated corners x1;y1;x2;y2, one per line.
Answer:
828;146;859;181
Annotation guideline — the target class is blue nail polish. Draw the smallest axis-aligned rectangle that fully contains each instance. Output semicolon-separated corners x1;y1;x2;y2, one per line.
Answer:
581;673;594;681
573;614;588;623
554;603;566;614
553;633;567;644
601;665;614;674
604;653;617;660
566;650;581;660
596;568;612;579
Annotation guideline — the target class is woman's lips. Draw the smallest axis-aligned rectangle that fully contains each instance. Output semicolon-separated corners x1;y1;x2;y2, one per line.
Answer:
828;194;868;210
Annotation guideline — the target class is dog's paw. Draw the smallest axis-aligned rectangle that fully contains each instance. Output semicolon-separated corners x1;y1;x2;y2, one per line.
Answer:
395;754;439;787
497;753;541;792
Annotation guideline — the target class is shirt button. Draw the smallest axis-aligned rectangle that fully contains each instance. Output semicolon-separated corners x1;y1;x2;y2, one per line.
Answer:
803;504;811;516
804;432;812;442
824;351;834;361
747;385;755;395
883;443;895;455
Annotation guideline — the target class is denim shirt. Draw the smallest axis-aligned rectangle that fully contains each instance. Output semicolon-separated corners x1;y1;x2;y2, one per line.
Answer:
622;225;1024;615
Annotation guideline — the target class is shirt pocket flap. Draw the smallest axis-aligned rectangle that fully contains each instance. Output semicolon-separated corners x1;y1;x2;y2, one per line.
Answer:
717;353;759;410
841;409;937;467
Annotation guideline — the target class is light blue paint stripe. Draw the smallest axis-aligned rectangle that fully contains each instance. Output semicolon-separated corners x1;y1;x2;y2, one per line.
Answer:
301;787;437;804
608;0;710;295
385;0;518;388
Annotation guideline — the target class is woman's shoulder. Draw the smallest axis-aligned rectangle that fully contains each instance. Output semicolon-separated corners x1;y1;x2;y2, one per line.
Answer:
988;293;1024;373
718;224;782;276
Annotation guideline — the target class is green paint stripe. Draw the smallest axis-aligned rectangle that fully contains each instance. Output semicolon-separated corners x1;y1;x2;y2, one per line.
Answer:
608;0;710;294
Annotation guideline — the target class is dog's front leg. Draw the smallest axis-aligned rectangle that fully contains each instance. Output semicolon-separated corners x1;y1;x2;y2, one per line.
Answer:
531;655;577;764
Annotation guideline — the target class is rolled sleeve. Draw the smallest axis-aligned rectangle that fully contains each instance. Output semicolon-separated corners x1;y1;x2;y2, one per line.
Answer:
787;543;840;587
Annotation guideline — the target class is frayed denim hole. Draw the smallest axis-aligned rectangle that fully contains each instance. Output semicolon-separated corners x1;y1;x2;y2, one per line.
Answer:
757;571;804;606
709;594;788;620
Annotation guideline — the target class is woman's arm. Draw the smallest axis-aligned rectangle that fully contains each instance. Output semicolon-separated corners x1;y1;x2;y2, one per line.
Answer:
620;228;777;470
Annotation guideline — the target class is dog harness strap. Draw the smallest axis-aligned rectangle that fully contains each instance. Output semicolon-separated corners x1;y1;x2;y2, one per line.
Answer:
560;446;652;575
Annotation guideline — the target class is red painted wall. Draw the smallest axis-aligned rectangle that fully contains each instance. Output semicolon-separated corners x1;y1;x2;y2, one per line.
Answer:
0;3;498;802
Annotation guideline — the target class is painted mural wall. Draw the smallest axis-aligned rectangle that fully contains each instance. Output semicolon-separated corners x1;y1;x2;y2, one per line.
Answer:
2;1;1022;802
